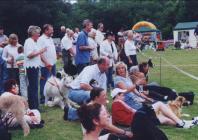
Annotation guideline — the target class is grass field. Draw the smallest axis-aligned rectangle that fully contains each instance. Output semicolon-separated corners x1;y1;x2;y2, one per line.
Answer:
12;48;198;140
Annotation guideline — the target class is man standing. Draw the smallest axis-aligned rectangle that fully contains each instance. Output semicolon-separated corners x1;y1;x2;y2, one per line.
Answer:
68;57;110;105
61;29;75;69
95;23;105;56
75;19;94;74
0;48;8;94
38;24;57;104
0;26;8;48
194;25;198;48
73;27;80;44
59;26;66;39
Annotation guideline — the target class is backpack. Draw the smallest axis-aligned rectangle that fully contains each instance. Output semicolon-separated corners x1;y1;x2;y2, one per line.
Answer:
0;113;11;140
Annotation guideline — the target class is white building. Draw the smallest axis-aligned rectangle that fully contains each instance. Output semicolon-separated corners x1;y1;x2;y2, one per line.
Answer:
173;21;198;48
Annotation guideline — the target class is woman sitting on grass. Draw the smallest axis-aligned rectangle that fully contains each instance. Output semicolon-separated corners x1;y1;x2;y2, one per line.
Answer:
114;61;194;128
85;87;133;139
78;103;110;140
111;88;168;140
129;61;177;101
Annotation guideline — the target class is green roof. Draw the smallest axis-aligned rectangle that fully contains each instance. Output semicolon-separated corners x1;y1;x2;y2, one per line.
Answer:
174;22;198;30
133;27;160;33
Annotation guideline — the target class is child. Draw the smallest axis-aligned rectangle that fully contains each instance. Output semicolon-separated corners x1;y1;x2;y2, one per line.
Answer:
16;46;28;99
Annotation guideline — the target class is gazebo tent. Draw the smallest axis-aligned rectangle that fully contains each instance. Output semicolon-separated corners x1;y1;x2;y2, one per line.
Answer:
173;21;198;48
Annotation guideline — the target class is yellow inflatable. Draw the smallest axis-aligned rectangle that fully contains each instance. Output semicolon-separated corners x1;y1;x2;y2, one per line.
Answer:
132;21;157;30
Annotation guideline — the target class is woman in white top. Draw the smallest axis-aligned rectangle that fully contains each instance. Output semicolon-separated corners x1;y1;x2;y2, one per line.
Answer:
124;30;138;68
88;29;98;64
2;33;21;83
100;31;118;88
24;25;46;109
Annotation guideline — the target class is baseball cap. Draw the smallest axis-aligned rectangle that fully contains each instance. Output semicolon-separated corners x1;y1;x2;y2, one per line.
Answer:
111;88;127;98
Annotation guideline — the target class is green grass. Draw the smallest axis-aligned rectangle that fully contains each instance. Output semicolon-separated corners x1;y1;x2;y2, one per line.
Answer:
12;48;198;140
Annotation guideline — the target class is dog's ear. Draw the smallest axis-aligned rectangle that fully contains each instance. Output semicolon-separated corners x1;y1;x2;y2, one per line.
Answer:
178;96;185;103
148;59;154;68
177;96;185;107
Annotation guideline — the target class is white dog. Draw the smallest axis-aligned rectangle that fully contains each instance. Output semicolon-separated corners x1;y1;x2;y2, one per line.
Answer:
44;74;79;109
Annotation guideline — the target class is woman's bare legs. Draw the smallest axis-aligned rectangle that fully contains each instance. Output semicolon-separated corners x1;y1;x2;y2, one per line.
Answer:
156;113;176;125
152;102;181;125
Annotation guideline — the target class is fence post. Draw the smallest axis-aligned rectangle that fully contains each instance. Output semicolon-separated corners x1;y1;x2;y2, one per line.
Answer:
160;56;161;86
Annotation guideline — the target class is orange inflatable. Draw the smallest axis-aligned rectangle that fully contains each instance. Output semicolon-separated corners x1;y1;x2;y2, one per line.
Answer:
132;21;157;30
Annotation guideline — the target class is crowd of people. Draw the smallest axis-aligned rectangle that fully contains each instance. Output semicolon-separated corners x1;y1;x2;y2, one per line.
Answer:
0;19;198;140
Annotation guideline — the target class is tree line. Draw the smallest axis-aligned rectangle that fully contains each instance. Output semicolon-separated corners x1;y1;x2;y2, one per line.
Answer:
0;0;197;43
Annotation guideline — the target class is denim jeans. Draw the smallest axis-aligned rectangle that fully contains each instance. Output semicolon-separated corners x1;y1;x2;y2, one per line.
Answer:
106;66;114;88
68;107;79;121
68;89;90;105
26;67;39;109
40;65;56;103
19;74;28;100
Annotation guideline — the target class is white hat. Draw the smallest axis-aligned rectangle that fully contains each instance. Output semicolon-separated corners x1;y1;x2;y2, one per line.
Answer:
111;88;127;98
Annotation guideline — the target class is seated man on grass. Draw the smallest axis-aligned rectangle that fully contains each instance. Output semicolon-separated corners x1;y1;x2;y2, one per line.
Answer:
68;57;109;105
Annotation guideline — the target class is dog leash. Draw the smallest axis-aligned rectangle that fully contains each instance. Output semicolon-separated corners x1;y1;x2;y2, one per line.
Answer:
46;70;67;105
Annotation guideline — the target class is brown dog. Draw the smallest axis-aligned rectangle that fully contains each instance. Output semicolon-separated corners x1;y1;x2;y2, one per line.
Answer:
0;95;30;136
167;96;187;118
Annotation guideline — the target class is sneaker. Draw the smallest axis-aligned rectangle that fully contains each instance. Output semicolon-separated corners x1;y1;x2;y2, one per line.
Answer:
176;120;194;129
63;104;69;121
192;116;198;125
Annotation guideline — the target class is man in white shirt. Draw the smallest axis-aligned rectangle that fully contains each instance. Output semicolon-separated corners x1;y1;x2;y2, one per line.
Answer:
88;28;98;64
73;27;79;45
100;31;118;89
68;57;110;105
61;29;75;69
37;24;57;104
95;23;105;56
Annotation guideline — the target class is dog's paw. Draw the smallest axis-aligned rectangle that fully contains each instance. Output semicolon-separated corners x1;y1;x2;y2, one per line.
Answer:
47;101;55;107
23;126;30;136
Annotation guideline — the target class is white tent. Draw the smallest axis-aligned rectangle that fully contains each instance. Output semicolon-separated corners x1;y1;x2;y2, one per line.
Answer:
173;22;198;48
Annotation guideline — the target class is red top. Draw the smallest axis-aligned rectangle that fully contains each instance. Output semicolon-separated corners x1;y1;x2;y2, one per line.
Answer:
112;100;136;126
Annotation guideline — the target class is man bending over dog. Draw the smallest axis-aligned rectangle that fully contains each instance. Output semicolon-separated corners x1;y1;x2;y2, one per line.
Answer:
68;56;109;105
